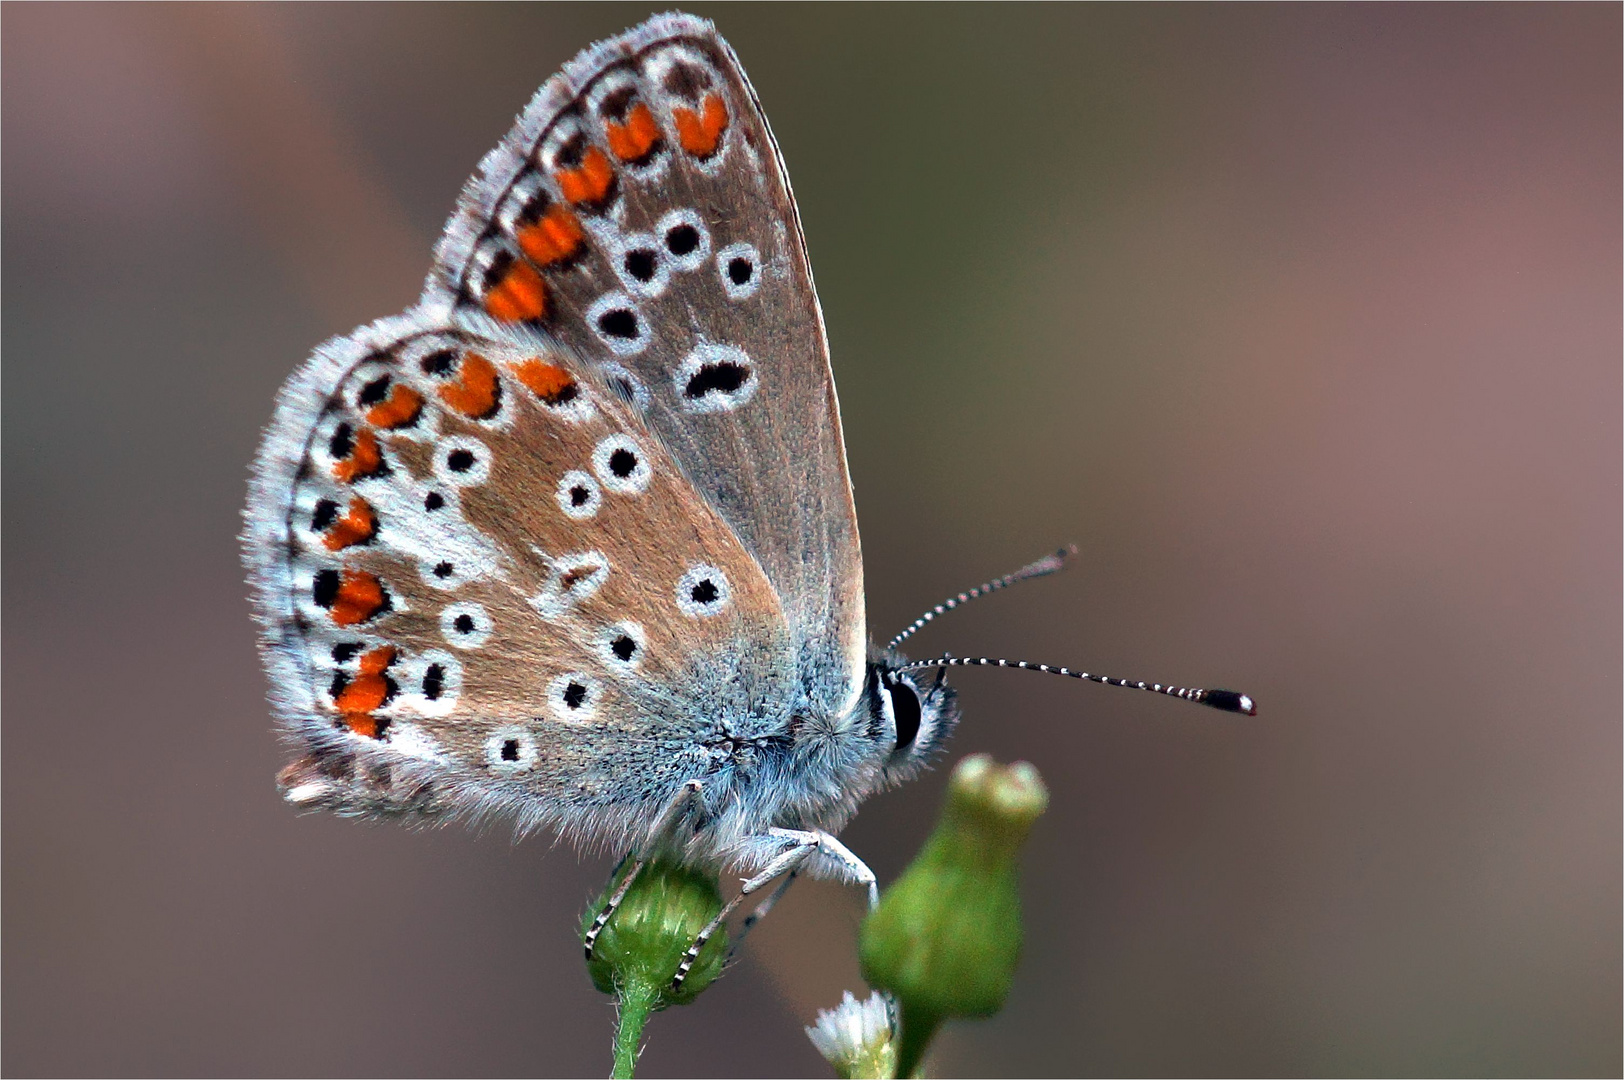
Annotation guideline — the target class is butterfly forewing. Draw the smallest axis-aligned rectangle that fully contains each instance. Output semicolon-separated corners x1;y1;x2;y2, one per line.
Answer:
428;14;867;721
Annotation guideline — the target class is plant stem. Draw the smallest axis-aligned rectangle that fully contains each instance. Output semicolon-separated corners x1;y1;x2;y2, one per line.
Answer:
612;980;659;1079
893;1005;942;1079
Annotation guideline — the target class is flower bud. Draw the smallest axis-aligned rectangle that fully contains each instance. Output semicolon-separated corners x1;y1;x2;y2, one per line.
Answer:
582;858;729;1004
859;754;1048;1076
582;859;730;1077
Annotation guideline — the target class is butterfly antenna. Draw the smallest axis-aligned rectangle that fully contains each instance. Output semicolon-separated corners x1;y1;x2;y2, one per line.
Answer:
896;655;1258;715
887;546;1077;650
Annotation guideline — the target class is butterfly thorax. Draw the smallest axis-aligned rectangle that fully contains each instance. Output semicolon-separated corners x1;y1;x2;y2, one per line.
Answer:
638;651;959;872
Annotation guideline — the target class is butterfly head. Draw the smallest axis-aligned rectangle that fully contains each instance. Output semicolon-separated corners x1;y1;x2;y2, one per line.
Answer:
866;651;960;786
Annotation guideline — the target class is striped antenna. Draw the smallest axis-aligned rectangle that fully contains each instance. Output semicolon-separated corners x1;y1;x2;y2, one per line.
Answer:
895;655;1258;715
887;546;1077;650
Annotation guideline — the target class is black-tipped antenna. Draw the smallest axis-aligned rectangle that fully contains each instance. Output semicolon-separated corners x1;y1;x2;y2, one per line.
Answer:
887;546;1077;650
896;655;1258;715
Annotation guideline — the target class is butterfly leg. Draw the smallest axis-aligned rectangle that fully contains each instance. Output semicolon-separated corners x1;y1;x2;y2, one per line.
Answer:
583;855;645;961
650;779;708;840
668;841;803;989
762;827;880;910
670;831;821;990
670;830;877;992
729;866;802;955
585;782;710;962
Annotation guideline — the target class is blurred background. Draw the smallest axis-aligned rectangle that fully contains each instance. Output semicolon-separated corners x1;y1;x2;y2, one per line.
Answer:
4;4;1618;1076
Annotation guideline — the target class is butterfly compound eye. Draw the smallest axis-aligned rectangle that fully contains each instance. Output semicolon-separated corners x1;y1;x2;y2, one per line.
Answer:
886;678;923;751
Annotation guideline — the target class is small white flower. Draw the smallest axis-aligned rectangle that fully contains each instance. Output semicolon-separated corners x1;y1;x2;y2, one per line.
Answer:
806;990;897;1080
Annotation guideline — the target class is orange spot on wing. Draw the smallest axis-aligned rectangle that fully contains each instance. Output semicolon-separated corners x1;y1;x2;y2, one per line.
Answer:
358;645;396;678
483;258;549;323
516;205;586;267
332;428;383;483
437;352;501;418
555;145;616;206
360;645;395;678
512;357;579;405
330;570;388;626
606;102;662;162
336;646;397;726
322;497;377;551
673;94;728;157
365;383;423;429
343;713;385;739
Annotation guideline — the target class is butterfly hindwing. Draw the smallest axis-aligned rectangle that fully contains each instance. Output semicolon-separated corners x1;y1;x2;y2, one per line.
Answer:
245;312;796;843
427;14;867;723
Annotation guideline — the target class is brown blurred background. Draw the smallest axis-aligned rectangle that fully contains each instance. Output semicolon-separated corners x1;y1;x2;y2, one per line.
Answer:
4;4;1618;1076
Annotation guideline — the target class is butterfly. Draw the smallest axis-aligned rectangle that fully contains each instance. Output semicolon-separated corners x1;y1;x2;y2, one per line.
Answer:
242;12;1254;979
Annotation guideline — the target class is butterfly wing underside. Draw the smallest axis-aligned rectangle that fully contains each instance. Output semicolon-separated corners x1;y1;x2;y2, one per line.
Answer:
245;14;868;847
429;14;866;720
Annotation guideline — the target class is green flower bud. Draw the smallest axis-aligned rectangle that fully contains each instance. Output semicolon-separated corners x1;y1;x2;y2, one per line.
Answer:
581;859;730;1077
859;754;1049;1077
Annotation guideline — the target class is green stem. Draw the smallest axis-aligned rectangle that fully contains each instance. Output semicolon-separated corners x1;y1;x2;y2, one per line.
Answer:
612;980;659;1079
893;1005;942;1079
